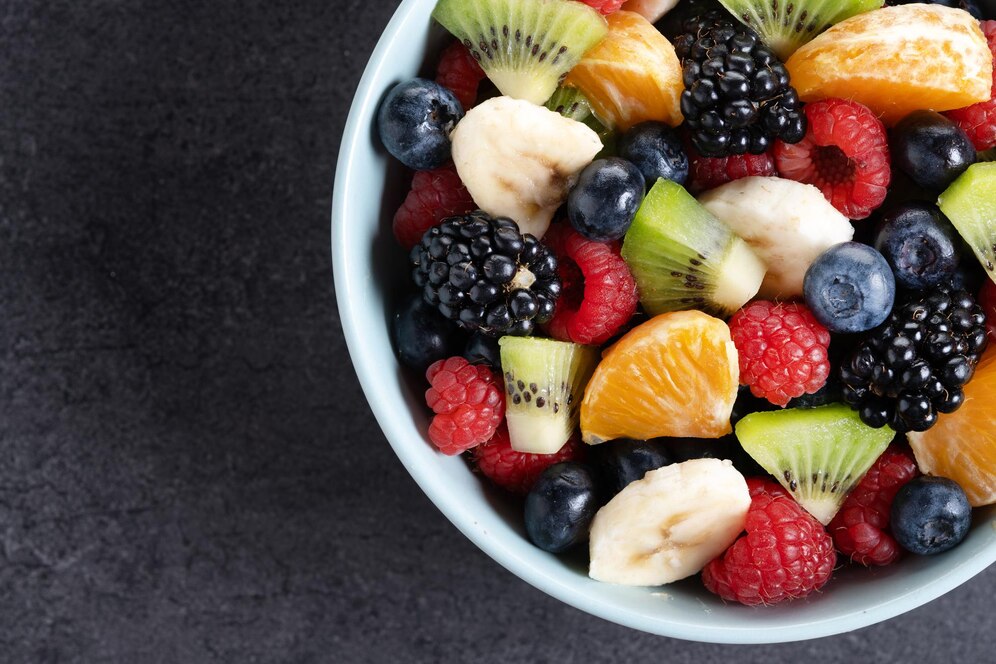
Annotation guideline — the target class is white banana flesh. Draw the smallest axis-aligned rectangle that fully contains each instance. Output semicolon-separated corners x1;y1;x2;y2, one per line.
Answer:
451;96;603;239
588;458;750;586
698;176;854;300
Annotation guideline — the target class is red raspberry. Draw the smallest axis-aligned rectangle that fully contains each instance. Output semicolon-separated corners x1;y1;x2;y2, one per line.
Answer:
746;476;790;499
687;146;777;194
541;224;639;345
472;426;585;494
828;445;919;566
578;0;627;14
435;41;486;110
945;21;996;151
980;279;996;344
425;357;504;455
729;301;831;407
393;165;476;249
702;490;836;606
774;98;891;220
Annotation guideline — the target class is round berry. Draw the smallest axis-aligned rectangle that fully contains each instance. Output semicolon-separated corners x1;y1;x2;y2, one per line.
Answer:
891;110;976;192
472;427;585;495
524;462;600;553
891;476;972;555
980;279;996;343
591;439;672;496
873;202;961;291
463;332;501;368
617;122;689;187
424;357;504;455
377;78;463;170
568;158;645;242
804;242;896;334
393;293;458;372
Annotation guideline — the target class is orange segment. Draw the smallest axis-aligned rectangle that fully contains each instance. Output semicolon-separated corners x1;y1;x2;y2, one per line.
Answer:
908;347;996;507
785;5;993;126
564;10;683;130
580;310;738;444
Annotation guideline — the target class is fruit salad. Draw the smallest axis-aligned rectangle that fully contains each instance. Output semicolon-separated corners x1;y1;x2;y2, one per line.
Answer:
377;0;996;606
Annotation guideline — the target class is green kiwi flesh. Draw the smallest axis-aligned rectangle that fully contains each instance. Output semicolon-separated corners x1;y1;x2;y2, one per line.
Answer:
620;178;766;318
717;0;883;60
735;404;895;524
938;162;996;286
498;336;599;454
432;0;608;105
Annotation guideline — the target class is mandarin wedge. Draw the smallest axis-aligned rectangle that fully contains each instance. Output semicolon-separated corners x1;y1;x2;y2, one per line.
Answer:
564;10;683;130
580;310;738;444
908;347;996;507
785;5;993;126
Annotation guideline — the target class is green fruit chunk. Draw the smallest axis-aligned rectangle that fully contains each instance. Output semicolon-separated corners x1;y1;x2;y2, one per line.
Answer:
717;0;883;60
938;162;996;286
499;336;599;454
736;404;895;524
432;0;608;105
621;178;766;318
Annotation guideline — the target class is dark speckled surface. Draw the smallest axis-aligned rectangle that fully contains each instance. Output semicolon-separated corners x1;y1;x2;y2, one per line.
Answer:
1;0;995;661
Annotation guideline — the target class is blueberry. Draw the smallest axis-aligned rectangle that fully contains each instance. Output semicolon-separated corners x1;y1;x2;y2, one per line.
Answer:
377;78;463;170
891;476;972;555
873;202;961;291
662;434;767;478
567;158;645;241
617;122;689;188
392;293;458;372
524;462;600;553
891;110;976;192
591;439;671;496
463;332;501;369
804;242;896;333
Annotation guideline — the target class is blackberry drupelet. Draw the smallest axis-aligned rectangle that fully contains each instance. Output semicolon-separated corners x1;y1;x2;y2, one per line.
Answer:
840;287;988;432
673;13;806;158
411;211;561;337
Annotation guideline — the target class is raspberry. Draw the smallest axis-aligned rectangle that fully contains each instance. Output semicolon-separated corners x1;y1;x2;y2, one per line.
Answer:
542;224;638;345
746;476;790;499
945;21;996;151
435;41;486;111
393;165;475;249
729;301;832;407
472;426;585;494
774;98;891;220
828;445;919;566
702;490;836;605
425;357;504;455
686;145;777;194
578;0;626;14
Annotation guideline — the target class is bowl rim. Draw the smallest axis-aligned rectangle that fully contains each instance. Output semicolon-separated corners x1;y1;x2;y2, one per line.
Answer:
331;0;996;643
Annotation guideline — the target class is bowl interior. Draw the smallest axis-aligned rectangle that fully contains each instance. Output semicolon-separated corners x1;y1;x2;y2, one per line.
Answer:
332;0;996;643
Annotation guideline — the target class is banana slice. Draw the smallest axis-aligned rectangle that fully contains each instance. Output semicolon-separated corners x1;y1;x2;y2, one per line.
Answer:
698;176;854;300
588;458;750;586
451;96;603;239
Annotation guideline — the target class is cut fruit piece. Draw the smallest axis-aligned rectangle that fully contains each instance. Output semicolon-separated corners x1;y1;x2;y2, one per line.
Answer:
544;85;616;149
580;310;739;444
908;347;996;507
499;336;599;454
621;178;766;317
717;0;883;60
564;11;683;130
588;458;750;585
785;5;993;126
451;96;603;239
938;162;996;286
432;0;608;105
735;404;895;524
621;0;680;23
698;176;854;299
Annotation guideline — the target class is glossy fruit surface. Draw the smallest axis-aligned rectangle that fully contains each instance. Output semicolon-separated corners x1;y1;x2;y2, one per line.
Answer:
377;78;463;169
568;158;646;241
803;242;896;333
617;121;689;186
393;293;458;371
891;476;972;555
524;462;600;552
874;202;961;291
891;110;977;192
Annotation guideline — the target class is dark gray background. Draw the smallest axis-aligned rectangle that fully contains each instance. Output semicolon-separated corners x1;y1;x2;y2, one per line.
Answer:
0;0;993;661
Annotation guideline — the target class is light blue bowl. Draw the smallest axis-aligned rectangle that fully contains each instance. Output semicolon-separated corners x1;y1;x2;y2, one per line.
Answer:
332;0;996;643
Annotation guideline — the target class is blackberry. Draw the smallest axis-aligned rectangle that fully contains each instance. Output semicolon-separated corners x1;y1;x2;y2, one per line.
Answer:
673;13;806;158
411;211;561;337
840;287;988;432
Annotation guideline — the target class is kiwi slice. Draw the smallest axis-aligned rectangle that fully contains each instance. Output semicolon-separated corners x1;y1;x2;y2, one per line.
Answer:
736;404;895;524
938;162;996;284
432;0;608;105
499;336;599;454
620;178;766;318
716;0;883;60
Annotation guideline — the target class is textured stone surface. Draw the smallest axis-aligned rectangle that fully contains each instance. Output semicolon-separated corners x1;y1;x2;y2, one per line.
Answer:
0;0;994;661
